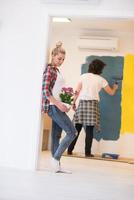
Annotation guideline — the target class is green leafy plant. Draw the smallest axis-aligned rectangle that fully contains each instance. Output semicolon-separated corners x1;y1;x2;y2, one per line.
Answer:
59;87;74;105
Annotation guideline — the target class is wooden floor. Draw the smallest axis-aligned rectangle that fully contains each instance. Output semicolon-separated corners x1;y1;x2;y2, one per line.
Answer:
63;152;134;164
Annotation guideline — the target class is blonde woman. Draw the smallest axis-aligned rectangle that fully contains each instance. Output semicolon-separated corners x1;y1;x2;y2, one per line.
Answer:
42;42;76;173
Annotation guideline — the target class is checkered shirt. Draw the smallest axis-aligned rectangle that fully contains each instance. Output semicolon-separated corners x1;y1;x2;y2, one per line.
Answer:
41;64;58;113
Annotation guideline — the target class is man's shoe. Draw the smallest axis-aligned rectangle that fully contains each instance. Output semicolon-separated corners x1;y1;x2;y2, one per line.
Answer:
67;151;73;155
85;154;94;157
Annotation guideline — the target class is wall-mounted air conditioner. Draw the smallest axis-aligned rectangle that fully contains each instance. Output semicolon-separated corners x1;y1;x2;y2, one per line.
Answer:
78;36;118;51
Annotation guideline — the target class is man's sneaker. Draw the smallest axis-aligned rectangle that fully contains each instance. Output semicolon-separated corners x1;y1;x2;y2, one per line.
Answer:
85;154;94;157
67;151;73;155
51;158;61;173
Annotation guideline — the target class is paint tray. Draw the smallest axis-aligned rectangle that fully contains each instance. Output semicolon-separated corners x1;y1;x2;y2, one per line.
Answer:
102;153;119;159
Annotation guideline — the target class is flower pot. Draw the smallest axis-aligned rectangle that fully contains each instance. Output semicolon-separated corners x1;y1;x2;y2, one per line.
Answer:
62;102;71;109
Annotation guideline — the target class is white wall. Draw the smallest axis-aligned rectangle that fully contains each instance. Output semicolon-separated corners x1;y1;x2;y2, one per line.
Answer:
0;0;134;170
0;0;50;170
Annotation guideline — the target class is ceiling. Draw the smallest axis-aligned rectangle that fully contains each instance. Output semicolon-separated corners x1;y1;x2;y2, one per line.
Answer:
52;18;134;36
41;0;101;5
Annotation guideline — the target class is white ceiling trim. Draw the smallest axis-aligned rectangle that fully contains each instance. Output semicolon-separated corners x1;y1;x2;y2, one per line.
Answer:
41;0;101;5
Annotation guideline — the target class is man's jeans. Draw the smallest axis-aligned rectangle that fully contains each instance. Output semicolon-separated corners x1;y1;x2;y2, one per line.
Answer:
48;105;76;160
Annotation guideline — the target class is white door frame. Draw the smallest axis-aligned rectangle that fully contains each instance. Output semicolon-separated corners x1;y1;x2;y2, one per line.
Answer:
35;4;134;170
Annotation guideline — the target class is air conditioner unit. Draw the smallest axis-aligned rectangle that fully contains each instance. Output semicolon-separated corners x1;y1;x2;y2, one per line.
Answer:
78;36;118;51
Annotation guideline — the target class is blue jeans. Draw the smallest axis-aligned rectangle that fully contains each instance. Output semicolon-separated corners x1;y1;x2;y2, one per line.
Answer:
48;105;77;161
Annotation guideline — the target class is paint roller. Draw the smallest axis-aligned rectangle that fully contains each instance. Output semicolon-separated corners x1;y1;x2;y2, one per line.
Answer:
111;76;123;84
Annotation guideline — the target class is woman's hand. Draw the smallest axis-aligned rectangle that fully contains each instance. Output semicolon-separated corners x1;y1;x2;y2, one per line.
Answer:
56;101;70;112
112;83;118;90
104;83;118;96
72;103;77;111
49;96;70;112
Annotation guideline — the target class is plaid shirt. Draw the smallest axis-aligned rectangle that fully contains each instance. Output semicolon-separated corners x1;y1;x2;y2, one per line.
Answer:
41;64;58;113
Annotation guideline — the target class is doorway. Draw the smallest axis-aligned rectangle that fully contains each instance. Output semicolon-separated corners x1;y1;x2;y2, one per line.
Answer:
37;16;134;170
